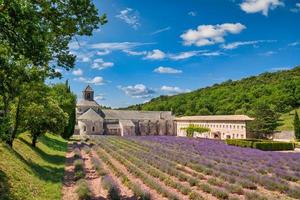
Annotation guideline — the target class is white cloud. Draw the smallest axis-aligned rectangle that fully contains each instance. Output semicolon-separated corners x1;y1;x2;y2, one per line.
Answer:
154;66;182;74
150;27;171;35
116;8;140;30
188;11;197;16
161;86;190;94
144;49;166;60
72;68;83;76
240;0;284;16
68;41;87;50
260;51;277;56
200;51;222;56
288;41;300;46
181;23;246;47
94;94;105;101
96;49;111;56
291;3;300;12
221;40;276;50
119;84;155;98
75;76;105;85
169;50;205;60
92;58;114;70
123;49;147;56
90;42;152;51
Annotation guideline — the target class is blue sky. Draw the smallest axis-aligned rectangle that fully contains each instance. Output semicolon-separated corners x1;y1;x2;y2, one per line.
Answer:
53;0;300;108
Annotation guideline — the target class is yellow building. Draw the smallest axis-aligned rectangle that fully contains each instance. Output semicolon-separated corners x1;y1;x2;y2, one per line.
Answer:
175;115;254;139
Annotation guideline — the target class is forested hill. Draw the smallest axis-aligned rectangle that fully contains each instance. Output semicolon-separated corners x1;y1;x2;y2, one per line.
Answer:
125;66;300;116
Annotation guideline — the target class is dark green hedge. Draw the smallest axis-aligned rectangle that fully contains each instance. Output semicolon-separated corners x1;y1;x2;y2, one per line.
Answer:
226;139;295;151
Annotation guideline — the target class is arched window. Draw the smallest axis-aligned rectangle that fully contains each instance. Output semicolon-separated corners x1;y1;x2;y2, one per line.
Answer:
92;127;95;132
83;126;86;131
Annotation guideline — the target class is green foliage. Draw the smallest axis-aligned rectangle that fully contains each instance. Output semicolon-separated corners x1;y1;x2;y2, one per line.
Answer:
126;66;300;118
294;111;300;139
247;101;279;138
181;124;210;137
226;139;295;151
76;179;91;200
107;185;121;200
0;133;67;200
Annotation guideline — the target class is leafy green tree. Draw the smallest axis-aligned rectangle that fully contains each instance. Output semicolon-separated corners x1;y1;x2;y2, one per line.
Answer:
294;111;300;140
248;101;279;139
22;98;68;147
50;81;76;139
181;124;210;137
0;1;106;147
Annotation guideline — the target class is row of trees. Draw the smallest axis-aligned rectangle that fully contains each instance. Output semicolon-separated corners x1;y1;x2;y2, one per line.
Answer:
0;1;106;147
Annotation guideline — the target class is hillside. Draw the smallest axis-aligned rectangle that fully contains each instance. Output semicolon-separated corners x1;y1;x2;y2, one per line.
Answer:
0;133;67;200
126;66;300;118
277;108;300;131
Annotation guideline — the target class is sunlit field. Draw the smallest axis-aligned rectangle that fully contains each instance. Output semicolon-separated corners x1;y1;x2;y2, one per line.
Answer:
75;136;300;200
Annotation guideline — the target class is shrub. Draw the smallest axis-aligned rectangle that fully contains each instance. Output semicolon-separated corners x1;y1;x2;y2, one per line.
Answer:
74;170;85;181
107;185;120;200
226;139;295;151
76;179;91;200
238;180;257;190
189;191;204;200
245;191;267;200
211;187;229;199
74;159;84;171
188;178;198;186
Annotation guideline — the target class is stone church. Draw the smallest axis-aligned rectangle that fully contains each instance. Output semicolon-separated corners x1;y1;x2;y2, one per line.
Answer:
74;85;175;136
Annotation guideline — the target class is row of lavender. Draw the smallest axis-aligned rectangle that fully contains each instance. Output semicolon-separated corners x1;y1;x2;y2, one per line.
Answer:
122;136;300;199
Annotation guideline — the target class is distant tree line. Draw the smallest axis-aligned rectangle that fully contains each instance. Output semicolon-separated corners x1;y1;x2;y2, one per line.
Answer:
0;1;107;147
126;67;300;138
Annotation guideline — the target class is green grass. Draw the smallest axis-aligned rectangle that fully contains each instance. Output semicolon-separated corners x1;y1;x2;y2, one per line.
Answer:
277;108;300;131
0;133;67;200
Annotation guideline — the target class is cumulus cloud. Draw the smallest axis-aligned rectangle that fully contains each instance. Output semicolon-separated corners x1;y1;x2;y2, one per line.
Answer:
92;58;114;70
240;0;284;16
150;26;171;35
221;40;276;50
119;84;155;98
161;86;190;95
144;49;166;60
180;23;246;47
154;66;182;74
188;11;197;16
72;68;83;76
75;76;105;85
116;8;140;30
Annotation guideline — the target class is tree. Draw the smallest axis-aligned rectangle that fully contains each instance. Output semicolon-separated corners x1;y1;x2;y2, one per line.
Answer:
0;1;106;147
22;98;68;147
181;124;210;137
248;101;279;139
294;111;300;140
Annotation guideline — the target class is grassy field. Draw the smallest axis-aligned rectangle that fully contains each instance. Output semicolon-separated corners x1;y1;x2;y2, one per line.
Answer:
0;133;67;200
277;108;300;131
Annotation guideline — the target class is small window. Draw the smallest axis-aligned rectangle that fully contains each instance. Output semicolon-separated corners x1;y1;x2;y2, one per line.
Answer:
92;127;95;132
84;126;86;131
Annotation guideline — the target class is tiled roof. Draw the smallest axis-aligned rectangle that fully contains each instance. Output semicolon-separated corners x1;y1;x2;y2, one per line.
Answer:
175;115;254;121
102;109;173;120
78;108;103;121
77;100;100;107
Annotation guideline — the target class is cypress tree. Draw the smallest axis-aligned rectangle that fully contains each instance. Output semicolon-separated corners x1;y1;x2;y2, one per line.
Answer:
294;111;300;140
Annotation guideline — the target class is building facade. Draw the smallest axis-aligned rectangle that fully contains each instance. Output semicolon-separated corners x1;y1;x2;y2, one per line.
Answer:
75;86;175;137
175;115;254;140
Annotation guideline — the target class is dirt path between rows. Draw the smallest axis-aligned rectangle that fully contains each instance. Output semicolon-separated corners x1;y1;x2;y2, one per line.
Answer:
62;142;78;200
81;147;106;200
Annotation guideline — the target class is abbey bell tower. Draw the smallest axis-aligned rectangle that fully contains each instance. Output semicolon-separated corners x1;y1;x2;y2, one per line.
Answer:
83;85;94;101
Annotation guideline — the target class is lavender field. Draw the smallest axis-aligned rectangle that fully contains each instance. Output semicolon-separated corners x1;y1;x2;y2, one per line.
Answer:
92;136;300;200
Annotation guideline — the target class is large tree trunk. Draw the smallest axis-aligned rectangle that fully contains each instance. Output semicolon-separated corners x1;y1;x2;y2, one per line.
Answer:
7;97;22;148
